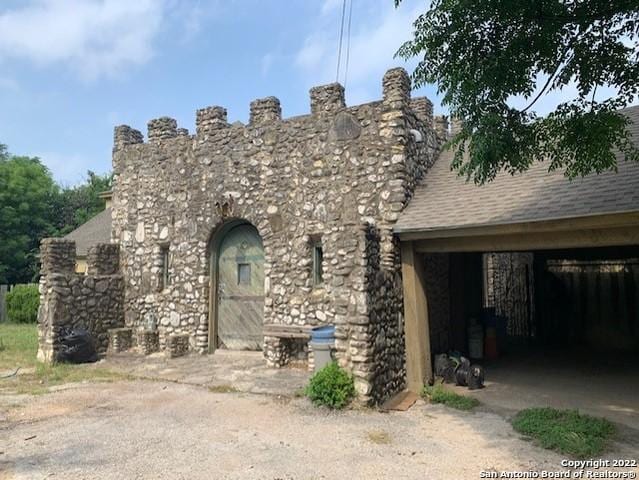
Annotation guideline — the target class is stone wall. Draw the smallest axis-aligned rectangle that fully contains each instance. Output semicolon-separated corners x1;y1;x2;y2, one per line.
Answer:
37;239;125;363
423;253;451;354
111;68;440;402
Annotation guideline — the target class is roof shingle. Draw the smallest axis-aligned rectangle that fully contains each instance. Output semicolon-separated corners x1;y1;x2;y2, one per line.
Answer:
395;106;639;234
64;208;112;256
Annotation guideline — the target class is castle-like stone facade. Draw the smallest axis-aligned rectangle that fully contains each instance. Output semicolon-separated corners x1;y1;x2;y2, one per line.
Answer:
39;68;443;404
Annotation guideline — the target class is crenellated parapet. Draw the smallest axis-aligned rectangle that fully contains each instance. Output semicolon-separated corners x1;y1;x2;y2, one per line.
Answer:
40;238;76;275
114;125;143;151
87;243;120;275
148;117;178;142
410;97;434;126
196;106;228;135
382;67;411;111
433;115;449;140
309;83;345;115
250;97;282;124
111;68;439;153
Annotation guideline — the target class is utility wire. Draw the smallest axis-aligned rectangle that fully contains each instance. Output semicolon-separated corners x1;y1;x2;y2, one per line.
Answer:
335;0;347;82
344;0;354;89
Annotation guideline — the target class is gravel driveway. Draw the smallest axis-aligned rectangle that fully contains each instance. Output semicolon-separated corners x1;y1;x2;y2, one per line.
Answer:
0;380;636;479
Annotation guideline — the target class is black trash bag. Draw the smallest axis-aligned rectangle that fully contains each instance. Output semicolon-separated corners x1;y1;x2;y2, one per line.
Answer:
56;327;98;363
455;357;485;390
434;354;453;377
435;353;461;384
467;365;485;390
455;357;472;387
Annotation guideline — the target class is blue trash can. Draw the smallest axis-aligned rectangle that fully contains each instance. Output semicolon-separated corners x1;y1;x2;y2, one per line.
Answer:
310;325;335;371
311;325;335;343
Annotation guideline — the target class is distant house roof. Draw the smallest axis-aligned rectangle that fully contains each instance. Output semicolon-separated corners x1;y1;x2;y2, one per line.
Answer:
395;105;639;234
64;208;112;257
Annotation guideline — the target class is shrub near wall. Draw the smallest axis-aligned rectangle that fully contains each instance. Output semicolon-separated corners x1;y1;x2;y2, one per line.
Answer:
6;284;39;323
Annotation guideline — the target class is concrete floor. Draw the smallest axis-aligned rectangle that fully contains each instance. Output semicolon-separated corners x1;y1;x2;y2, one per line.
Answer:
102;349;310;396
450;347;639;430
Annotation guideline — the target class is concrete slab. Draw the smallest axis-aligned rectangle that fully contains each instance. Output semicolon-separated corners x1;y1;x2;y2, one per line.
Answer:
448;348;639;430
102;349;310;396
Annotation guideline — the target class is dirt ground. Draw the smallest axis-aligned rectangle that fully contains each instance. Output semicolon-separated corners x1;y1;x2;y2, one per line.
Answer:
1;381;637;480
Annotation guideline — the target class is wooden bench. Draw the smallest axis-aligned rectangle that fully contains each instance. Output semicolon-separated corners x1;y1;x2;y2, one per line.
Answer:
262;324;313;339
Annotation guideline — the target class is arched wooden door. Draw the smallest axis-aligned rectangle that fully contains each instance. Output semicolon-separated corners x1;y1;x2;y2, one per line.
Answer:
215;223;264;350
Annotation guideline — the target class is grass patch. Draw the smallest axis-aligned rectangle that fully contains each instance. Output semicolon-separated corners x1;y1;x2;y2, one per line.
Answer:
0;323;127;395
208;384;239;394
512;407;615;458
0;323;39;371
421;383;480;411
367;430;391;445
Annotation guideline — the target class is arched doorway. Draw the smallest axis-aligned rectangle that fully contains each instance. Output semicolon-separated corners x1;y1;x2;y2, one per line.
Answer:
209;221;264;351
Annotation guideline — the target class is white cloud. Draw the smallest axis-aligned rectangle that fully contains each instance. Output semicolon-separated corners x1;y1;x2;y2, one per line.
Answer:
0;0;167;80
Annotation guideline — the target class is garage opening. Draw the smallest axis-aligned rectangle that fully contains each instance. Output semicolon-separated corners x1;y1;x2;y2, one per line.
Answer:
421;246;639;428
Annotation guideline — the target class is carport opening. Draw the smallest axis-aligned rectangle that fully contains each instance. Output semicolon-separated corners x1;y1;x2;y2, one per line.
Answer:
423;246;639;427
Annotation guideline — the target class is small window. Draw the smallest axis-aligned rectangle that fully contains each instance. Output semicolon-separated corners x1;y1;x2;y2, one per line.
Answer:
161;246;171;289
313;243;324;286
238;263;251;285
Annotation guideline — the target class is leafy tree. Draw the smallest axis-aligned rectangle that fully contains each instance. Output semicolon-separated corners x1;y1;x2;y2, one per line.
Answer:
0;152;58;284
396;0;639;183
52;171;112;235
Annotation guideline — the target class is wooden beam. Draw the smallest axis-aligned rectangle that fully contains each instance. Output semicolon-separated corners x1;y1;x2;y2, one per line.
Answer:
401;241;433;392
413;226;639;253
397;211;639;242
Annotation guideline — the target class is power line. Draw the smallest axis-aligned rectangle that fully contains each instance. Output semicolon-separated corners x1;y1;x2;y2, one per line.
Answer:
344;0;354;89
335;0;347;82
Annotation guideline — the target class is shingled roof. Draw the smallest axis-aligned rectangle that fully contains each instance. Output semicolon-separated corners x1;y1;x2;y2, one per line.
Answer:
64;208;112;256
395;105;639;234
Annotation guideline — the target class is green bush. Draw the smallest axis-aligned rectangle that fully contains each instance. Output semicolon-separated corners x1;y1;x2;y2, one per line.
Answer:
305;362;356;409
6;284;39;323
512;407;615;458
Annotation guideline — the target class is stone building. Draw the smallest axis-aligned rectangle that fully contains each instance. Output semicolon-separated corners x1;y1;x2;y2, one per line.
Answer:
108;67;441;403
35;67;443;404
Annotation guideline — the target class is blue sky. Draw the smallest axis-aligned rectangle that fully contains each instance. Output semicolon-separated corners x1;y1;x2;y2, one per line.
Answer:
0;0;443;186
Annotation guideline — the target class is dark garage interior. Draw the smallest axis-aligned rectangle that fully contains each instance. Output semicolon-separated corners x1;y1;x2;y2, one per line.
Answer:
423;247;639;428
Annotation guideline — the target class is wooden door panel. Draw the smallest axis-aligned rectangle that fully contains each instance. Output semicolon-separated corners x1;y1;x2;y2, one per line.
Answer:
217;224;264;350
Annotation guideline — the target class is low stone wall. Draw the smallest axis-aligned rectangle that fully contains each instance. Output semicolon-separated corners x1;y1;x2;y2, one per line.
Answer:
137;330;160;355
37;238;125;363
108;327;133;353
166;333;190;358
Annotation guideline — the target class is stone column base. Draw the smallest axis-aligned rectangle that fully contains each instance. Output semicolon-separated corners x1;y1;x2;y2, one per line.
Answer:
166;334;190;358
108;328;133;353
137;330;160;355
263;336;290;368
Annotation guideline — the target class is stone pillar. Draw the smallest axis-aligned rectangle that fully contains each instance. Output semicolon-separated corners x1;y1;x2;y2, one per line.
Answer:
148;117;178;142
310;83;345;115
37;238;76;363
450;116;463;136
196;106;228;136
382;67;411;111
433;115;449;140
249;97;282;125
113;125;144;151
177;127;190;137
410;97;433;126
40;238;76;274
87;243;120;275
